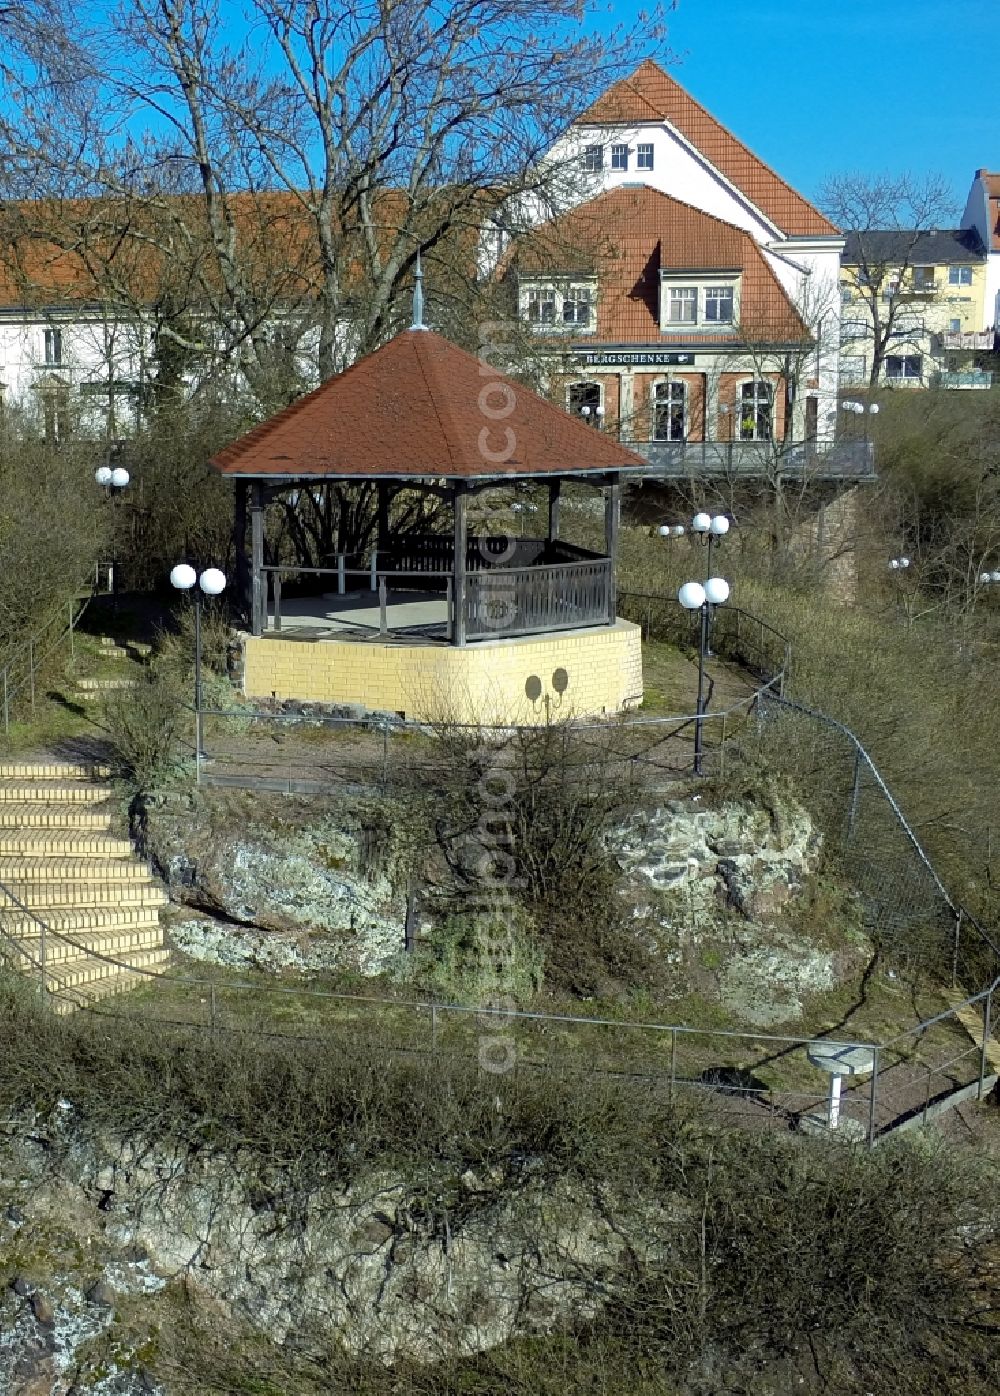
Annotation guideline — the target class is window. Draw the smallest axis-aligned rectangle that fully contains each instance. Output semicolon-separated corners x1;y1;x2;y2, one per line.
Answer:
912;266;936;292
882;279;900;301
526;287;556;325
569;381;602;423
611;144;629;171
43;327;62;366
948;266;973;286
583;144;603;172
841;287;853;305
636;143;654;170
522;280;597;332
885;355;922;381
39;383;71;444
739;381;772;441
562;287;592;327
840;320;868;342
667;286;698;324
705;286;734;324
949;318;962;334
653;381;686;442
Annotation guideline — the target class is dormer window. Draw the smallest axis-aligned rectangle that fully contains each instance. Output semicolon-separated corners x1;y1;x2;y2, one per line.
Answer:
705;286;735;324
562;286;592;327
660;272;741;333
667;287;697;325
526;286;557;325
521;278;597;334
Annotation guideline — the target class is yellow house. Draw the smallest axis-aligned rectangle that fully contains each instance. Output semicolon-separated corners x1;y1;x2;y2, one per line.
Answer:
839;229;994;390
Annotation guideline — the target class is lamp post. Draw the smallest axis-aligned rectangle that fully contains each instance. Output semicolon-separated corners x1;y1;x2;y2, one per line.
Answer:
170;563;227;777
94;456;130;601
691;511;730;574
657;524;686;540
678;575;731;775
841;399;879;446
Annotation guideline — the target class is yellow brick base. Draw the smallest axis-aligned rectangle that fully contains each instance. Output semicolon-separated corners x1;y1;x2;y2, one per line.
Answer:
242;621;643;724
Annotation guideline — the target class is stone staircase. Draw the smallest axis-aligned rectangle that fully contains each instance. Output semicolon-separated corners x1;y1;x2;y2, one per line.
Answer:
73;636;151;704
0;762;169;1012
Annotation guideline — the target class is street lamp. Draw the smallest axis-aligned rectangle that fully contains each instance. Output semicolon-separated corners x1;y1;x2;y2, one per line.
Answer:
657;524;686;538
678;574;731;775
691;510;730;574
888;556;910;571
170;563;227;772
841;400;879;445
95;454;130;600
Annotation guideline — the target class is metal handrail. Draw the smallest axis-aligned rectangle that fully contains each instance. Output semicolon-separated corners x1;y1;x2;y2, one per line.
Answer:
0;573;99;734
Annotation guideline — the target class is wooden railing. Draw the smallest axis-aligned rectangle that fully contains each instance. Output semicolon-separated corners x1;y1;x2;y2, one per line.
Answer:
465;557;613;639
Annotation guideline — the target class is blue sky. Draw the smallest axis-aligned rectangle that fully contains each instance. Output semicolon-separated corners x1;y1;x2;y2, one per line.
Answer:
623;0;998;211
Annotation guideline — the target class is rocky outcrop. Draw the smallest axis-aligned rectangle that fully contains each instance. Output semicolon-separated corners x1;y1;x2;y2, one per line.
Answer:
1;1116;678;1370
140;791;407;975
610;794;869;1026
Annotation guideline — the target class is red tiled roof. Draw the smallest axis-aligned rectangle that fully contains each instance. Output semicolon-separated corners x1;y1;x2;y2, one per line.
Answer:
510;186;811;346
209;329;648;479
577;60;838;239
983;173;1000;251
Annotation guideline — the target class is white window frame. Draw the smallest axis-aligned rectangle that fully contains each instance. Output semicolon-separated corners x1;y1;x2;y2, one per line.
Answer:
652;379;687;442
43;326;63;366
568;380;603;422
583;144;604;172
636;142;654;170
520;279;598;334
562;285;593;328
659;273;741;333
948;266;973;286
704;285;735;325
666;286;697;325
610;143;629;172
737;380;773;441
885;354;922;382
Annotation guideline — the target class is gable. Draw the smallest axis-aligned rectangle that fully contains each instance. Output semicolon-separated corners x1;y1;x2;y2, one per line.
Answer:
577;60;837;240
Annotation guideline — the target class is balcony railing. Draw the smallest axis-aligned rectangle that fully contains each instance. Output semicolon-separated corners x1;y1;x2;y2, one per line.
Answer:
621;439;875;480
936;370;994;390
940;331;996;352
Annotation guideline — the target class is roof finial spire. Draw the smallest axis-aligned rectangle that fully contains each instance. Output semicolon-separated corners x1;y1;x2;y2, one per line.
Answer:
411;248;428;331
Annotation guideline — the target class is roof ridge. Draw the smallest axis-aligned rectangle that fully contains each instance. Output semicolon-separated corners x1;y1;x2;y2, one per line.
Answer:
409;333;459;469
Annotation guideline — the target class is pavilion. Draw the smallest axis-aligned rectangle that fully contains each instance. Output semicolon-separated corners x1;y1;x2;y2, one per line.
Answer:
209;307;649;724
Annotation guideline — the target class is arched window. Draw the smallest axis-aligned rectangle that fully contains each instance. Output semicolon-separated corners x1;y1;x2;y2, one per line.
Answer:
653;380;686;442
739;381;772;441
568;381;602;425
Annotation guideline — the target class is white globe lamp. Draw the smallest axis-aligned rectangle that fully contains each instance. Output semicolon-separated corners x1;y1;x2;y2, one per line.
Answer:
678;581;706;611
704;577;730;606
199;568;227;596
691;512;711;534
110;466;130;489
95;465;112;486
709;515;730;537
170;563;197;591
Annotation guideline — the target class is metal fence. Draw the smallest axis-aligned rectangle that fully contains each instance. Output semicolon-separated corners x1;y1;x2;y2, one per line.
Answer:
0;583;96;735
1;587;998;1144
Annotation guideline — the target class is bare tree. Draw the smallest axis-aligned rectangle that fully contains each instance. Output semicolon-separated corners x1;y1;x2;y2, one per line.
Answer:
819;173;958;387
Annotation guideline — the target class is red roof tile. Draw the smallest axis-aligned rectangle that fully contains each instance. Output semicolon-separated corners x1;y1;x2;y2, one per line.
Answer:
577;61;838;239
209;329;648;479
510;186;811;346
982;174;1000;251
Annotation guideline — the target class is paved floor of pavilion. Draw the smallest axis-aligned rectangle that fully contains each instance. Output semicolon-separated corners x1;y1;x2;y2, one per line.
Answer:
265;590;450;643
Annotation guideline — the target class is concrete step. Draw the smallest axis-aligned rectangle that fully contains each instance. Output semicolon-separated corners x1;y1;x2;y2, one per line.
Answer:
7;925;165;968
44;946;170;995
0;857;152;882
0;763;113;781
51;964;163;1015
0;806;113;830
0;906;161;935
0;782;113;804
99;638;151;659
0;834;134;858
945;990;1000;1073
0;882;166;910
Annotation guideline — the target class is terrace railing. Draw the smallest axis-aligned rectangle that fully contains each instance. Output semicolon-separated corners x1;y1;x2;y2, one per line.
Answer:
622;439;875;480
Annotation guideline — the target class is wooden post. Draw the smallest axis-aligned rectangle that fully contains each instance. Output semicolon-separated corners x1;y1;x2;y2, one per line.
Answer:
233;480;250;626
250;482;265;637
453;484;468;647
547;478;561;543
604;479;620;624
377;481;391;555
